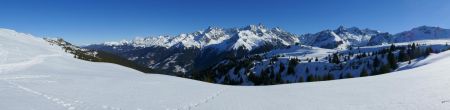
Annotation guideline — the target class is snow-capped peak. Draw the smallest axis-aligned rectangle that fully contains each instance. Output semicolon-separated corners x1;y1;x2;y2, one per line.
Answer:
272;27;283;32
104;40;131;46
300;26;386;49
92;24;299;51
242;23;266;31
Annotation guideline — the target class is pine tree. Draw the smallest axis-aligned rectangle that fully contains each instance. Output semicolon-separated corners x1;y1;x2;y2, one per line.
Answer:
306;74;314;82
360;68;369;77
425;47;433;56
305;67;310;74
328;55;332;63
373;56;380;68
379;64;392;74
275;72;282;84
345;73;353;78
279;63;285;74
332;53;340;64
324;73;334;80
260;68;270;85
223;75;230;85
287;58;299;75
398;49;408;62
297;76;304;82
390;44;396;51
387;51;398;69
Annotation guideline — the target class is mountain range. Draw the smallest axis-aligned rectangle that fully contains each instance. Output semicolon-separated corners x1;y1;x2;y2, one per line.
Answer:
83;24;450;77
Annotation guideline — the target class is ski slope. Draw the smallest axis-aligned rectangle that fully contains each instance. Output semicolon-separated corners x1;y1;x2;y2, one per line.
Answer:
1;28;450;110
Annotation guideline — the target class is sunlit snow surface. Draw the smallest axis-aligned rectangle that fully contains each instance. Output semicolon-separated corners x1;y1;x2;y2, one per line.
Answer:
1;28;450;110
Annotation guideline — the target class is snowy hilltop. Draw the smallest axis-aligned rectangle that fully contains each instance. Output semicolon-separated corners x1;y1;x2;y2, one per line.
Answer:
1;28;450;109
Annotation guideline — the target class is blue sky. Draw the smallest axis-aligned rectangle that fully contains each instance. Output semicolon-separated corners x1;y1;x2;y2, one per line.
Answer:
1;0;450;45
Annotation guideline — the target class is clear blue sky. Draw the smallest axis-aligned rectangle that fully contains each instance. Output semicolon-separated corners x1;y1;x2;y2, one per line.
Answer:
1;0;450;45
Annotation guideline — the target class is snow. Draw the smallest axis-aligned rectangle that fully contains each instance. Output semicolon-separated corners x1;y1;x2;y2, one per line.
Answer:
398;49;450;70
263;45;334;61
2;28;450;110
300;26;388;49
92;24;299;51
394;26;450;42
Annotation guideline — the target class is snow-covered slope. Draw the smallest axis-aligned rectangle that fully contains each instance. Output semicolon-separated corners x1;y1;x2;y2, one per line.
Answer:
394;26;450;42
2;28;450;110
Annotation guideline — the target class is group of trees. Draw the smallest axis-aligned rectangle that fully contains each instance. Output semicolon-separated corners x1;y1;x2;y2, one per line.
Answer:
200;42;450;85
368;43;441;76
328;53;341;64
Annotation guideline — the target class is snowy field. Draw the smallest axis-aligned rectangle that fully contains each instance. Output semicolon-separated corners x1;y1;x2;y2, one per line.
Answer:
1;28;450;110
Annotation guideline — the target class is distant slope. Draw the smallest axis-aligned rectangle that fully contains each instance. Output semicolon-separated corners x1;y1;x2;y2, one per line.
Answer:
394;26;450;42
45;38;154;73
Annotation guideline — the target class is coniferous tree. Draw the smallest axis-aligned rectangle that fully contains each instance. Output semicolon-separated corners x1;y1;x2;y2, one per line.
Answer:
324;73;334;80
398;49;409;62
223;75;230;85
360;68;369;77
306;74;314;82
287;58;299;75
275;72;282;84
379;64;391;74
260;68;270;85
332;53;340;64
328;55;332;63
279;63;285;74
248;72;260;85
390;44;396;51
297;76;304;82
345;73;353;78
373;56;380;68
305;67;310;74
425;46;433;56
387;51;398;69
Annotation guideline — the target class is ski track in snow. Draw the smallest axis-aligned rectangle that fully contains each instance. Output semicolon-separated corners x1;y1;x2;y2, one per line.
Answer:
0;54;61;74
3;80;124;110
171;87;228;110
5;81;78;110
0;75;51;80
